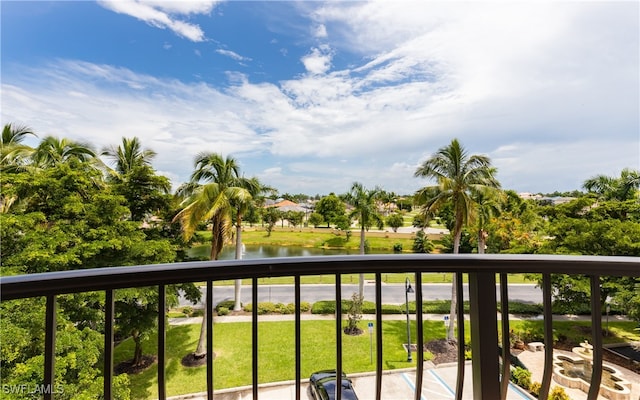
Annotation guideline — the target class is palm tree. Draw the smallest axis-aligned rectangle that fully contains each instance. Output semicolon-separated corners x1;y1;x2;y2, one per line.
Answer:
102;137;170;221
1;123;36;172
584;168;640;201
473;186;502;254
414;139;500;339
31;136;97;168
101;137;157;178
173;153;253;363
346;182;384;298
230;177;273;311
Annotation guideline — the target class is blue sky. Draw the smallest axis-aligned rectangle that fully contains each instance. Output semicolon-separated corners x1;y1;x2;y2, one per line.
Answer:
2;1;639;196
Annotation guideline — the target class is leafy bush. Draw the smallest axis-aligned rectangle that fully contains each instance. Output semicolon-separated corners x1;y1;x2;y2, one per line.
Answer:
510;367;531;390
300;302;311;312
191;309;204;317
529;381;541;397
257;302;276;315
217;307;229;316
548;386;570;400
182;306;193;316
310;301;333;314
345;293;363;335
215;300;236;312
552;301;591;315
393;243;403;252
499;301;543;316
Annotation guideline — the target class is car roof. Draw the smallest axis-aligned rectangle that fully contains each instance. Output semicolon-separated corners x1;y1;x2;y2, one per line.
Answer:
310;370;358;400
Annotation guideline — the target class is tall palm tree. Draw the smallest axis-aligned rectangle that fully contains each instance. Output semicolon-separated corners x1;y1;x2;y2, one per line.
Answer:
584;168;640;201
101;137;157;178
173;153;253;362
472;186;502;254
230;177;273;311
31;136;97;168
414;139;500;339
1;123;36;172
346;182;384;299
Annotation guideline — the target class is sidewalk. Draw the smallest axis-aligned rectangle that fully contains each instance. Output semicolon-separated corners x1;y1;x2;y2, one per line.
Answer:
169;312;623;326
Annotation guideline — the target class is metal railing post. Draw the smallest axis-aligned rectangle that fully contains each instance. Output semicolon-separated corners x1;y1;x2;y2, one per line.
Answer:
104;290;114;400
469;272;500;399
158;284;166;400
44;295;57;400
539;273;553;400
499;274;510;400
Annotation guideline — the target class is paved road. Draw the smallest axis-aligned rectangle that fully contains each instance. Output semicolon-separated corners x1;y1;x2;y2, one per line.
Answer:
178;283;542;308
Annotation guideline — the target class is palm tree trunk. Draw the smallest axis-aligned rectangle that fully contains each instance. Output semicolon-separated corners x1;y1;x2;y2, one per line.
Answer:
359;226;365;299
194;307;208;357
234;215;243;311
478;230;487;254
195;221;223;358
447;223;463;340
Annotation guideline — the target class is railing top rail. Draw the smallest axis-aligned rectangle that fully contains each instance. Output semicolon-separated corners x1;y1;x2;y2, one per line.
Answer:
1;254;638;300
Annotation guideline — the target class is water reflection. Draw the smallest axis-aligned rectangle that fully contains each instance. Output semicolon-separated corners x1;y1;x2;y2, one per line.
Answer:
188;244;389;260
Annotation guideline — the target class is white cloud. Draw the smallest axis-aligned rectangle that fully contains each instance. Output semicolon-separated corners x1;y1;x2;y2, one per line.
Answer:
3;2;638;195
216;49;251;62
98;0;219;42
301;46;333;75
313;24;327;39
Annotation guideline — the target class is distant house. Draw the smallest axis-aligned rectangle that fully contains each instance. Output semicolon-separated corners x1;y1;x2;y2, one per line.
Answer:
267;199;308;212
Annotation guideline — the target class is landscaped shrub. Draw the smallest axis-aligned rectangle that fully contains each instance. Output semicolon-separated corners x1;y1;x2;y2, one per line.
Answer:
191;309;204;317
300;302;311;312
552;300;591;315
311;300;337;314
215;300;236;312
548;386;570;400
257;302;277;314
420;300;471;314
498;301;543;316
510;366;531;390
529;381;541;397
217;307;229;316
182;306;193;316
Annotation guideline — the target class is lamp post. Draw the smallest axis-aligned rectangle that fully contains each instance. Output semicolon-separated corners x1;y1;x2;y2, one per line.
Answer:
606;303;611;336
405;277;414;362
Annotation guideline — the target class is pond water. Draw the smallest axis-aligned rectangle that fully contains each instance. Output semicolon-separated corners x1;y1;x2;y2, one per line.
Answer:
188;244;394;260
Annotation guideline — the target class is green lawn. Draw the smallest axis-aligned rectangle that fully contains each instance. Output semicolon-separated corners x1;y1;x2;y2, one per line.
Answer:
114;319;640;399
115;319;457;399
212;272;533;286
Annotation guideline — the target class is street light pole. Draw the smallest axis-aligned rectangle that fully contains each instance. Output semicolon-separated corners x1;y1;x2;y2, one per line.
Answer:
405;277;414;362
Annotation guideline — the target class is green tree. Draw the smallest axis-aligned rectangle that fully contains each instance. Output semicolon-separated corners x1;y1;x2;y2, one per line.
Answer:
101;137;157;177
31;135;98;168
386;213;404;232
308;212;324;228
583;168;640;201
262;207;281;236
345;182;384;298
315;193;346;227
473;188;502;254
173;153;253;363
231;177;270;310
414;138;500;340
1;123;36;174
284;210;305;228
0;299;131;400
412;230;434;253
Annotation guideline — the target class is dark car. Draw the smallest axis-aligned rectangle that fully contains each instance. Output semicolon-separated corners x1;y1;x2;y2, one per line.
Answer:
309;370;359;400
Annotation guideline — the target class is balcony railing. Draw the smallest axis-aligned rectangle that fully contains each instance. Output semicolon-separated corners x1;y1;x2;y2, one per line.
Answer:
1;254;638;400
